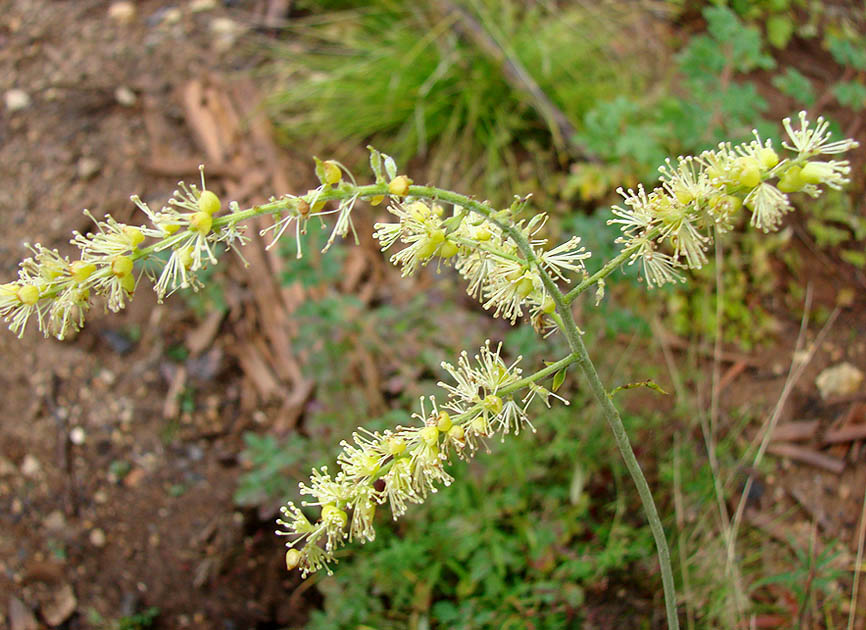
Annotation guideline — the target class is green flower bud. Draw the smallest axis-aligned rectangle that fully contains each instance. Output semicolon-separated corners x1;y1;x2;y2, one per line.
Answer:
123;226;145;248
541;296;556;314
436;411;453;432
17;284;40;306
447;424;464;441
757;147;779;170
387;436;406;455
516;277;534;298
437;240;459;258
321;504;347;528
111;255;134;278
322;160;342;186
387;175;412;197
420;425;439;446
359;454;380;477
369;194;385;207
734;157;762;188
120;272;136;293
777;165;804;193
189;211;212;235
178;245;194;269
799;161;832;185
482;394;503;415
70;261;97;283
198;190;221;216
472;225;491;241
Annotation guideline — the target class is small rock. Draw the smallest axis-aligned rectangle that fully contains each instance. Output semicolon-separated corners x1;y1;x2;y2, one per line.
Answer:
69;427;86;445
44;510;66;532
20;455;42;479
114;86;137;107
210;17;245;52
816;362;864;399
89;528;106;548
77;157;101;180
40;582;76;627
8;596;38;630
108;1;136;24
161;7;182;25
190;0;217;11
5;89;31;112
93;489;108;504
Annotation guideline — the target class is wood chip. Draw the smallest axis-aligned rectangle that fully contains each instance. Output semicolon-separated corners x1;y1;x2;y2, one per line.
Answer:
163;365;187;420
8;596;38;630
767;442;845;474
186;310;225;356
771;420;819;442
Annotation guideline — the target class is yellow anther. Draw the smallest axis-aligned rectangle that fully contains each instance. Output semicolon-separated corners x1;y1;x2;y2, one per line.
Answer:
70;261;97;283
123;226;145;248
17;284;40;305
387;175;412;197
436;411;453;432
189;211;212;235
285;549;301;571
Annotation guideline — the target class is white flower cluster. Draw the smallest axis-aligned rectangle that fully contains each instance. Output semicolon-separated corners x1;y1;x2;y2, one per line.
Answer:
374;200;591;323
0;169;252;339
276;341;566;577
610;112;858;287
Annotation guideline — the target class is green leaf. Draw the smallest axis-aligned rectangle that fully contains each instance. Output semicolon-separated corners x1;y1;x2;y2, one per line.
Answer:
609;379;669;398
552;368;567;393
772;67;816;106
833;80;866;110
766;14;794;49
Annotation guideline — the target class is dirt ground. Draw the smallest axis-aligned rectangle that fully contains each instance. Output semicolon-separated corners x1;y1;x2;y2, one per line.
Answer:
1;1;866;629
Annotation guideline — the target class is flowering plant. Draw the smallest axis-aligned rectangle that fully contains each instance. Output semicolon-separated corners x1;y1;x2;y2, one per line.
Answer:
2;113;857;629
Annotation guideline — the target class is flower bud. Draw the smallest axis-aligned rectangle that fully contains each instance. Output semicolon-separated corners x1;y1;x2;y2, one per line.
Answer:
733;157;762;188
17;284;40;306
515;277;534;298
447;424;464;442
799;161;833;185
406;201;430;221
198;190;221;216
359;454;380;477
436;411;453;432
111;255;134;278
757;147;779;170
387;175;412;197
120;272;136;293
777;165;805;193
541;296;556;314
178;246;194;269
161;222;181;235
123;226;145;248
387;436;406;455
322;161;342;186
70;261;97;283
321;504;348;528
420;425;439;446
471;225;491;241
482;394;503;415
285;549;301;571
469;414;489;435
369;195;385;207
189;211;212;235
437;240;459;259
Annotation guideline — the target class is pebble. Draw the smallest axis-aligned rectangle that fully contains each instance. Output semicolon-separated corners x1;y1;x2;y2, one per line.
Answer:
89;528;107;548
40;582;77;626
190;0;217;11
44;510;67;531
5;89;31;112
69;426;86;445
93;489;109;504
816;362;864;398
108;1;136;24
114;86;137;107
161;7;183;25
77;157;101;180
20;455;42;478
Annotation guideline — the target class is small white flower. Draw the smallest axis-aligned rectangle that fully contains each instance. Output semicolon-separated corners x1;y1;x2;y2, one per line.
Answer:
744;183;792;232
